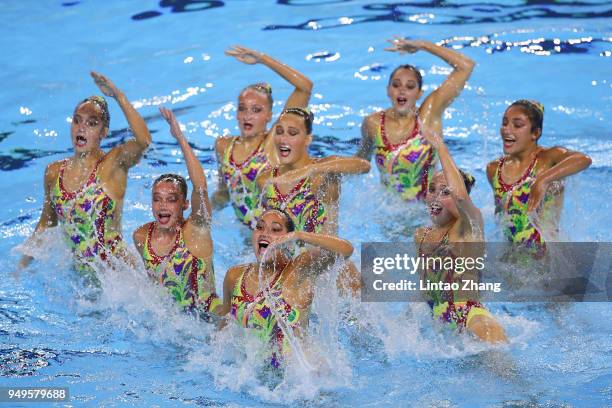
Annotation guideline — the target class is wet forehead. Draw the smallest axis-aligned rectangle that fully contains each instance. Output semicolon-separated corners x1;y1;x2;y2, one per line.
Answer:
74;101;103;119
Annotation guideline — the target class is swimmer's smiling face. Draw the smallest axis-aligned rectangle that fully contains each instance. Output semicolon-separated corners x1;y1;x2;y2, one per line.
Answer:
252;211;290;261
237;90;272;138
71;102;107;153
387;68;423;115
152;181;189;229
500;106;540;155
426;172;459;225
274;113;311;166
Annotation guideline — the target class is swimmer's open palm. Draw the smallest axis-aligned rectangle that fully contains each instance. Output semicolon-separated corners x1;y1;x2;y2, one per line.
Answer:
385;37;423;54
527;177;549;212
225;45;262;65
91;72;119;98
159;107;184;141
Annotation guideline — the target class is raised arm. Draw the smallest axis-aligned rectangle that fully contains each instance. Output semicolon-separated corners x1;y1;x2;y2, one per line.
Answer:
211;138;231;210
386;39;474;131
226;45;313;109
91;72;151;169
356;114;377;161
527;147;592;212
423;129;483;239
160;107;211;227
19;163;59;269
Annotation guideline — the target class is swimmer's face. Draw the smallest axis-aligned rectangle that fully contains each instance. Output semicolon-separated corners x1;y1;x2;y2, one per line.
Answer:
71;102;108;153
237;90;272;138
426;172;459;225
387;69;423;115
500;106;540;154
274;113;311;165
152;181;188;229
252;211;289;260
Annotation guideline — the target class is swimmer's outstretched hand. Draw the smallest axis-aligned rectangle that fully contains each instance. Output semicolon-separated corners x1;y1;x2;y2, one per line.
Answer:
159;107;184;141
91;71;120;98
527;177;550;212
225;45;263;65
385;37;424;54
422;128;444;150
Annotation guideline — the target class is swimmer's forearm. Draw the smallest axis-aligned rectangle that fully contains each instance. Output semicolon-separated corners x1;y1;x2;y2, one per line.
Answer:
260;53;313;97
316;157;371;175
538;152;592;184
436;144;469;201
114;91;151;149
418;40;475;71
294;231;354;258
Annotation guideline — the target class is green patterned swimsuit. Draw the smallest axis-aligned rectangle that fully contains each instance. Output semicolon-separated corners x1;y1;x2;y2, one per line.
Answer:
142;223;220;314
220;138;270;229
50;158;127;272
258;167;327;233
230;265;300;368
374;111;436;201
493;154;557;250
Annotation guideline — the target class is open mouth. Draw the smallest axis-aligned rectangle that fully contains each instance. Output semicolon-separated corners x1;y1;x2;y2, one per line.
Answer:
157;212;172;225
278;144;291;158
75;135;87;147
242;122;253;131
429;203;443;216
257;238;271;254
502;135;516;149
396;97;408;106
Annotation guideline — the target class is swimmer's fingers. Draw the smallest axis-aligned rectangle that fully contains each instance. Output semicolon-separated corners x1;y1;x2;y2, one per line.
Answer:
225;45;260;64
90;71;117;97
159;107;183;140
385;37;418;54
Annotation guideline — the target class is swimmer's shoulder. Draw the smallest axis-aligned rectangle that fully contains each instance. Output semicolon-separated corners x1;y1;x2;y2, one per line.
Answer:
132;222;151;255
536;145;569;169
214;135;234;156
44;160;63;185
256;166;274;188
486;159;501;186
224;263;249;287
362;111;383;137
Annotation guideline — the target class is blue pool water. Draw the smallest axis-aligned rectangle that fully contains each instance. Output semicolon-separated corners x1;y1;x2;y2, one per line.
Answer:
1;1;611;406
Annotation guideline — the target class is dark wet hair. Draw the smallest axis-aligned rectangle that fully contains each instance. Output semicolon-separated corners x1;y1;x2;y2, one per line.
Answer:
76;95;110;129
388;64;423;90
281;107;314;134
260;208;295;232
153;174;188;199
240;82;273;109
509;99;544;134
458;169;476;194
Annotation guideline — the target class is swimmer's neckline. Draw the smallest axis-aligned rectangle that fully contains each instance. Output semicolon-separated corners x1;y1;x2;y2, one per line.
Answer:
240;262;288;303
229;136;266;169
496;150;539;192
380;111;420;151
146;222;183;264
271;166;308;201
58;157;104;198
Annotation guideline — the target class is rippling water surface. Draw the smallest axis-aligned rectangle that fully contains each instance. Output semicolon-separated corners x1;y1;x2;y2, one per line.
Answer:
1;1;611;406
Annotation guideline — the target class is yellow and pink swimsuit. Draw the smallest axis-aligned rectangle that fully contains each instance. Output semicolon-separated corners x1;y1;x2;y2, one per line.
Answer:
230;265;300;368
142;223;220;314
259;167;327;233
220;138;270;228
374;111;436;201
50;158;127;272
493;154;556;252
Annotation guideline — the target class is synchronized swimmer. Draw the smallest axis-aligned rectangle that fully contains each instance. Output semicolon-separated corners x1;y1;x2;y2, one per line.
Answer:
18;38;592;368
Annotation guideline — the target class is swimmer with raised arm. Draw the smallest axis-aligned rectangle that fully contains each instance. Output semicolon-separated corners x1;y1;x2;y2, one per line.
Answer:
416;130;506;342
213;46;313;228
357;38;474;201
20;72;151;273
217;208;353;367
133;107;220;315
486;100;591;249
